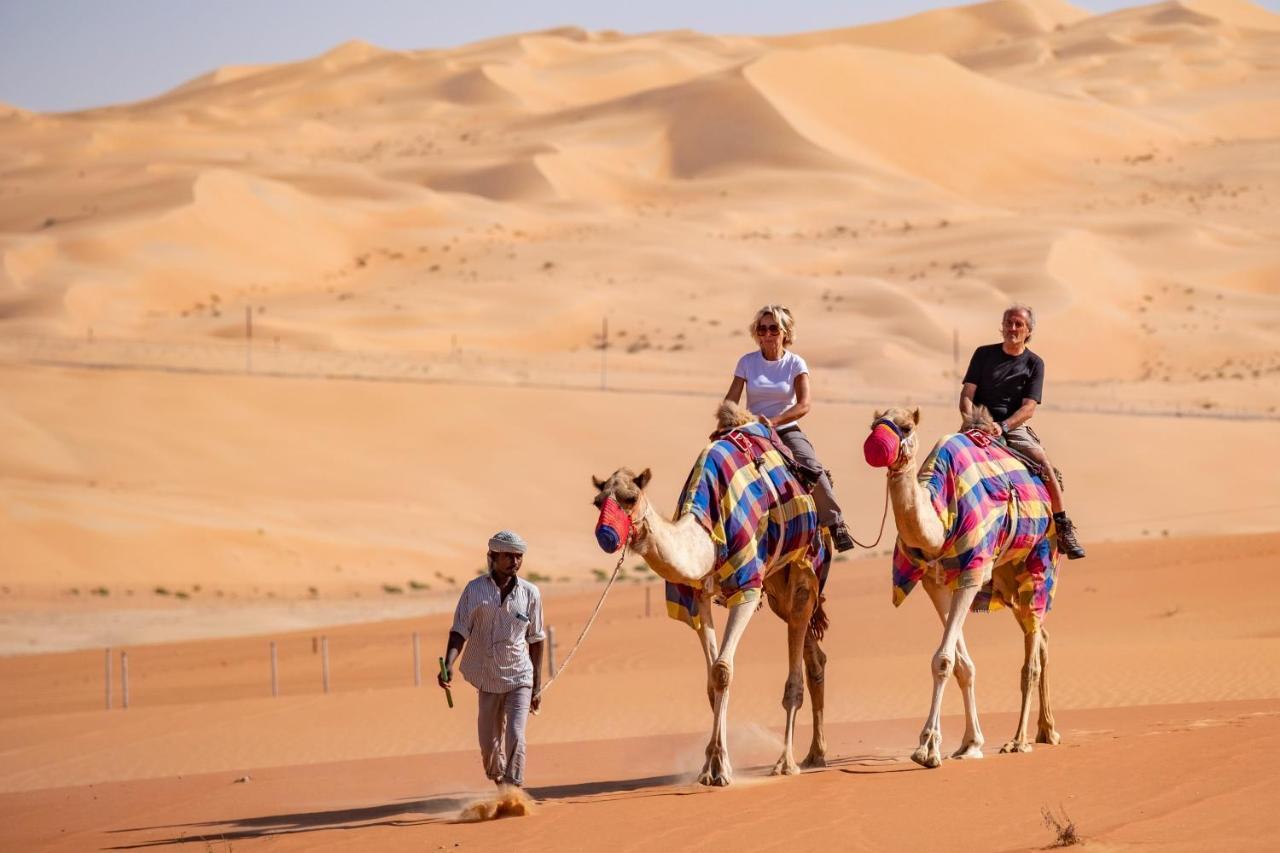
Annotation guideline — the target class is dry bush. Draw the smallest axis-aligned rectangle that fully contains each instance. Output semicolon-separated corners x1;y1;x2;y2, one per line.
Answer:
1041;805;1082;847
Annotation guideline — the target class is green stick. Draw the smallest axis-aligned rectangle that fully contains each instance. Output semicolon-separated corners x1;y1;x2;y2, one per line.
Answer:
438;657;453;708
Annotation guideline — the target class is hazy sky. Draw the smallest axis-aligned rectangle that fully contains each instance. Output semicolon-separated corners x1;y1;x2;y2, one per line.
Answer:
2;0;1276;112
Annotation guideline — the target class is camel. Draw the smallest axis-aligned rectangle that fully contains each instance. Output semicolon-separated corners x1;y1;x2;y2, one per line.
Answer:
866;406;1061;769
590;401;831;786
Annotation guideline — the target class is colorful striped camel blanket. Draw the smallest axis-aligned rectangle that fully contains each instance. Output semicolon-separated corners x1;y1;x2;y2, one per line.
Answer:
666;421;829;630
892;430;1060;627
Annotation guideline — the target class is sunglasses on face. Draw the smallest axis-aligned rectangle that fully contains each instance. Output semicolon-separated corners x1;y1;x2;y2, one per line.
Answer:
756;324;780;335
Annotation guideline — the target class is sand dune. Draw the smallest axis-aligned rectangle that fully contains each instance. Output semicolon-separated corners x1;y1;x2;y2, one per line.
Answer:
746;44;1177;194
765;0;1089;55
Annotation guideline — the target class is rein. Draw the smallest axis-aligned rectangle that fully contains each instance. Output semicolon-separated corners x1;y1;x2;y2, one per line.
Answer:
534;521;633;701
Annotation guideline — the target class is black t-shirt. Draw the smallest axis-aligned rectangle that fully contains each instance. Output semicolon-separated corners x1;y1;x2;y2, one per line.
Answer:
962;344;1044;423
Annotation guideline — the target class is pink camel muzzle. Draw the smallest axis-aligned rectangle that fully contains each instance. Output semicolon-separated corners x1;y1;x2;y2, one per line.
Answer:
864;420;903;468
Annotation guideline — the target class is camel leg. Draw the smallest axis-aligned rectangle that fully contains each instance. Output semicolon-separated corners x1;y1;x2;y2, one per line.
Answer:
800;633;828;768
772;568;817;776
922;579;984;760
695;591;719;711
698;599;757;787
1036;625;1060;745
912;578;981;769
1000;621;1043;754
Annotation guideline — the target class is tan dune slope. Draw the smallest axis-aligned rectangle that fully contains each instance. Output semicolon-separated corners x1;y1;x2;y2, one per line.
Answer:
765;0;1090;54
744;44;1177;194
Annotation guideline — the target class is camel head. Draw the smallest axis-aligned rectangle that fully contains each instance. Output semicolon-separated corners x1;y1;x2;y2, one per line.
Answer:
590;467;651;553
864;407;921;470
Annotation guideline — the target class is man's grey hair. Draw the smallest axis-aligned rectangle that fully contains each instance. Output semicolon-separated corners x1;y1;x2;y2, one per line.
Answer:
1003;303;1036;336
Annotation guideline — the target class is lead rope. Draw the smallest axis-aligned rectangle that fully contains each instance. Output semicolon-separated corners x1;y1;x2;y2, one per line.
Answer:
848;478;892;550
533;526;632;701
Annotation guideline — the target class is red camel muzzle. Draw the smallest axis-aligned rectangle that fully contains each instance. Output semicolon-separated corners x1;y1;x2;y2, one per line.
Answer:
594;496;632;553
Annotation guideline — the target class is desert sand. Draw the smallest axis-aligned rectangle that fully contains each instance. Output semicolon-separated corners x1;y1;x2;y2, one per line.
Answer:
1;0;1279;849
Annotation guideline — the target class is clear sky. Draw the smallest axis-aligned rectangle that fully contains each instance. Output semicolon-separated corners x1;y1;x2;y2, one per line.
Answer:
1;0;1275;112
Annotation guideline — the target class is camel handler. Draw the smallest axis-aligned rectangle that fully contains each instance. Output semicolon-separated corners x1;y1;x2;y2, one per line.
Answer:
960;304;1087;560
438;530;545;788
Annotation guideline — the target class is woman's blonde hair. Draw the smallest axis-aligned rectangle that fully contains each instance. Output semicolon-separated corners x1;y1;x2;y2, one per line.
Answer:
750;304;795;347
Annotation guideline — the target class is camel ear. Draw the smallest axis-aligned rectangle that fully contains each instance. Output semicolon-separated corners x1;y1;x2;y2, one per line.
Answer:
635;468;652;490
873;408;886;422
911;407;921;425
591;474;607;490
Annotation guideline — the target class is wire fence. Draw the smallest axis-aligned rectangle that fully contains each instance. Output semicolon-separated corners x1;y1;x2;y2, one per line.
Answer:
2;332;1276;422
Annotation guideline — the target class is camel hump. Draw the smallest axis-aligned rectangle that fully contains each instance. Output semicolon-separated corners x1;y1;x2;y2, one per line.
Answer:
716;400;757;431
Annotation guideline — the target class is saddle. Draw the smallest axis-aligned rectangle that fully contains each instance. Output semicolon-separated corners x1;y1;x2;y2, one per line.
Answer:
711;422;827;493
965;429;1065;491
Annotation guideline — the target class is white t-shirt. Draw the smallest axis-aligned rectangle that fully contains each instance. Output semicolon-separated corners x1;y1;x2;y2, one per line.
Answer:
734;350;809;422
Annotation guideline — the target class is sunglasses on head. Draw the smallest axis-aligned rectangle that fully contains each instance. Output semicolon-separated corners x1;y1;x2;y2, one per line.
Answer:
756;324;780;335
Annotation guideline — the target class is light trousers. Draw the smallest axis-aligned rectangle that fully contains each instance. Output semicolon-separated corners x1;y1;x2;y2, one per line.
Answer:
477;685;531;787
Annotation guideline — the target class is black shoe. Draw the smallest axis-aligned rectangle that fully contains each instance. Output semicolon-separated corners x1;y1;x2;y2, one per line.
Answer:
1055;515;1086;560
830;523;855;553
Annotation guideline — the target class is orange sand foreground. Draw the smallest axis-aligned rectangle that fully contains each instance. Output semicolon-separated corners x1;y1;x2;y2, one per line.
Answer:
2;0;1279;849
2;534;1279;851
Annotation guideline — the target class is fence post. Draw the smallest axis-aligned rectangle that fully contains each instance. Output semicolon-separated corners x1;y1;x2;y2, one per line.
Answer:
121;651;130;709
546;625;557;678
321;636;330;694
270;641;279;698
600;317;608;390
412;632;421;687
105;648;112;710
644;585;651;618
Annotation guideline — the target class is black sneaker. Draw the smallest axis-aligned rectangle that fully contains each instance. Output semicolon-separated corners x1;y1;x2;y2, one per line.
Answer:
1055;515;1086;560
830;523;855;553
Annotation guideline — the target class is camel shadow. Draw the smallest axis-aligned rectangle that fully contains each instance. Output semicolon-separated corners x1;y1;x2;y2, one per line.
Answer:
102;772;707;848
103;796;462;849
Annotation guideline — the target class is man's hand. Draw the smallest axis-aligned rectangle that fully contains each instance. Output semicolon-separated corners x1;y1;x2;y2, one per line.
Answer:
437;668;452;690
986;421;1002;437
531;690;542;714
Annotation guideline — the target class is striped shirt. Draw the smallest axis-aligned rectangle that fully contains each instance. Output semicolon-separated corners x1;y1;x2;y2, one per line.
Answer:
451;574;545;693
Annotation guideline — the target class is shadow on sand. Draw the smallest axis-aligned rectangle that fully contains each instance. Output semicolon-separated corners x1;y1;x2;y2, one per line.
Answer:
103;758;912;848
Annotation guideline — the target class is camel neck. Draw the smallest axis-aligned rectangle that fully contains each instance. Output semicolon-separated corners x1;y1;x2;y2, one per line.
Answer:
887;459;946;556
631;497;715;586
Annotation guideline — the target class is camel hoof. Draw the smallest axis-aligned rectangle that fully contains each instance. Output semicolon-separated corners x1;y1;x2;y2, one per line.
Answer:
698;751;733;787
1000;741;1032;754
1036;728;1061;745
770;758;801;776
910;746;942;769
951;743;984;760
801;753;827;769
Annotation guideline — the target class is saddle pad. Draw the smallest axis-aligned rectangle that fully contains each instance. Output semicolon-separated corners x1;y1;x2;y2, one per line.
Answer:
892;431;1060;625
665;421;826;630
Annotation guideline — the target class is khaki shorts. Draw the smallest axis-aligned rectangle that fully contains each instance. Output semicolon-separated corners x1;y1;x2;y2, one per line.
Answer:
1003;425;1064;491
1002;425;1044;458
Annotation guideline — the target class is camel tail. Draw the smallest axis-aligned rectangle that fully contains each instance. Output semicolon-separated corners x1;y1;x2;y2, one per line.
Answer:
715;400;756;432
